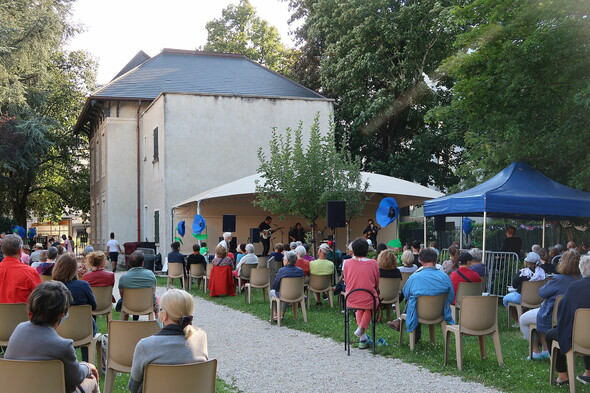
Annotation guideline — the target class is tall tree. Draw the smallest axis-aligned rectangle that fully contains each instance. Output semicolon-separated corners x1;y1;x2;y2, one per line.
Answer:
0;0;96;226
431;0;590;191
203;0;296;76
255;115;368;244
283;0;467;190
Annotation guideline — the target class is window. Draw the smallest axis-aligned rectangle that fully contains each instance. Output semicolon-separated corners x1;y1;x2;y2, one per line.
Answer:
152;127;159;163
154;210;160;244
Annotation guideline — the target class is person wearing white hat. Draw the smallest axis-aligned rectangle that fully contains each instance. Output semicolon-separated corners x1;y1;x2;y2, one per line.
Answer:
503;251;546;325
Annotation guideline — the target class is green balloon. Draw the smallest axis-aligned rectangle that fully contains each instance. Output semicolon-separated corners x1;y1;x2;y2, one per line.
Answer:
192;233;208;240
387;239;402;248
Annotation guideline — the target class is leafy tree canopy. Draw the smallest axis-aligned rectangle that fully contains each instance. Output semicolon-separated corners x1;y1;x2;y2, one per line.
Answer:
203;0;296;76
255;115;368;243
431;0;590;191
0;0;96;226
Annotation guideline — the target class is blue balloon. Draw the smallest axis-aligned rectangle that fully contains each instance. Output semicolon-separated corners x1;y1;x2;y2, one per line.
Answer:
27;227;37;239
376;197;399;228
177;220;186;237
11;225;26;239
463;217;473;235
192;214;206;234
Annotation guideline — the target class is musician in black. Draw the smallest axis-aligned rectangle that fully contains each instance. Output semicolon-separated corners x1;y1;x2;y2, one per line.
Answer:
363;219;379;244
258;216;272;256
289;223;306;243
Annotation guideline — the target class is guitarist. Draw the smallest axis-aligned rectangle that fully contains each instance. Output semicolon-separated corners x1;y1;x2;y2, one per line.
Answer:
289;222;306;243
258;216;273;256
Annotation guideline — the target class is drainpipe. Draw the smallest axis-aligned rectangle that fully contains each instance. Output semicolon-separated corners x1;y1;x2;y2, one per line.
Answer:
136;101;142;242
171;207;175;247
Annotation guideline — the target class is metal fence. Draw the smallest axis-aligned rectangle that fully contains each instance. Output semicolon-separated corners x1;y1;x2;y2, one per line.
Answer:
484;251;520;297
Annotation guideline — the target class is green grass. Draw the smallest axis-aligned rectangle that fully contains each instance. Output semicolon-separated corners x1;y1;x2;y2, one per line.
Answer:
180;281;590;393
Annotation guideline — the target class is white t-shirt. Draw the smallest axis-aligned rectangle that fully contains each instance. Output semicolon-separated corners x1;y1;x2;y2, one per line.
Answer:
107;239;120;253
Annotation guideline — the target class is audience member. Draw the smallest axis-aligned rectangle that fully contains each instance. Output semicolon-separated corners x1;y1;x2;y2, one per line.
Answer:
429;241;440;255
0;234;41;303
217;232;233;252
398;250;418;273
118;251;158;321
450;252;481;305
129;289;207;393
20;244;30;265
519;250;581;360
411;240;422;267
310;243;335;306
270;251;304;321
29;243;43;263
186;244;207;275
33;246;58;276
538;248;556;274
209;245;235;297
295;245;311;276
343;237;379;350
545;255;590;385
83;250;115;296
235;244;246;263
378;249;402;279
566;241;576;251
234;243;258;277
302;243;315;262
268;243;285;265
503;252;546;324
469;248;488;276
167;241;185;272
5;281;100;393
442;245;460;275
376;243;388;259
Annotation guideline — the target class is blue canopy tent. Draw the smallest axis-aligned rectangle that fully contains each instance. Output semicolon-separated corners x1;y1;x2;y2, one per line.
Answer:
424;161;590;250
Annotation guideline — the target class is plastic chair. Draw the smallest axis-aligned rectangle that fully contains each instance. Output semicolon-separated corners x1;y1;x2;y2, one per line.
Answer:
143;359;218;393
307;274;334;309
529;295;563;359
40;274;52;282
203;263;213;293
188;263;205;291
450;282;483;321
480;275;488;292
270;276;307;327
0;303;28;347
121;287;155;320
400;272;413;292
444;295;503;371
167;262;185;290
507;280;545;326
0;358;65;393
344;288;378;355
378;277;401;320
244;267;270;304
235;263;257;293
400;293;447;351
91;285;114;325
550;308;590;393
56;305;101;366
104;320;161;393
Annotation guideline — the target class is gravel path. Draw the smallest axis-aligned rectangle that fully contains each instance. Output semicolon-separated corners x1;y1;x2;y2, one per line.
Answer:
184;294;503;393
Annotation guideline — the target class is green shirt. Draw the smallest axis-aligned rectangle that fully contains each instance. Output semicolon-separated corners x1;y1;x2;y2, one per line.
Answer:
118;267;156;289
310;258;334;276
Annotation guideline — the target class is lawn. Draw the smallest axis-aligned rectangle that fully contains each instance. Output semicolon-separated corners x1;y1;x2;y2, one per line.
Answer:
177;278;590;393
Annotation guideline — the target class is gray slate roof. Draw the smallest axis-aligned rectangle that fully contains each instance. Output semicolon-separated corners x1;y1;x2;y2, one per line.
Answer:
93;48;325;100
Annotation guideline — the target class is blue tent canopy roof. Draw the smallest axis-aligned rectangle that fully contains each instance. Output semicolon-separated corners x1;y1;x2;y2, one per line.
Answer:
424;162;590;219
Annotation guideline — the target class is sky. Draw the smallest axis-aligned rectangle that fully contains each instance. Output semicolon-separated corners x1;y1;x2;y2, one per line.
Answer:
67;0;296;85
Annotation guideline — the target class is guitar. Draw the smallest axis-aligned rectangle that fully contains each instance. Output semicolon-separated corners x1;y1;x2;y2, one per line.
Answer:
261;227;284;240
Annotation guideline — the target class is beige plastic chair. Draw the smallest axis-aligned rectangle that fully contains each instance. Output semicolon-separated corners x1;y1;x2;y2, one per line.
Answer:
444;295;503;371
40;274;52;282
143;359;218;393
244;267;270;304
0;303;28;347
378;277;401;320
236;263;257;293
188;263;206;291
480;275;488;292
203;263;213;293
104;320;161;393
450;282;483;321
167;262;185;290
0;358;65;393
270;276;307;327
307;274;334;309
400;272;413;292
55;305;101;366
507;280;545;326
529;294;563;359
91;285;114;325
550;308;590;393
399;294;447;351
121;287;155;320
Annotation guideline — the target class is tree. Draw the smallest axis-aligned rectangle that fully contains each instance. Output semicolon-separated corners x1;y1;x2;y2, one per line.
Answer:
283;0;467;190
203;0;296;76
431;0;590;191
0;0;96;226
254;115;368;245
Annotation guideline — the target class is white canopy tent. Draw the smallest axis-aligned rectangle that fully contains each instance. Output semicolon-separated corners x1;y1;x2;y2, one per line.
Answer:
172;172;443;254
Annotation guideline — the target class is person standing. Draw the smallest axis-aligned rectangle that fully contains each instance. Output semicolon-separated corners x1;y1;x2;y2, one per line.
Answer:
502;225;523;256
363;219;379;245
258;216;273;256
106;232;123;273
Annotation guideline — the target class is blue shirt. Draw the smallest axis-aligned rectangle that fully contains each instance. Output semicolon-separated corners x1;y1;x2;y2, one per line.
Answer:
536;273;580;332
167;250;185;264
402;266;455;332
272;264;304;297
63;280;96;310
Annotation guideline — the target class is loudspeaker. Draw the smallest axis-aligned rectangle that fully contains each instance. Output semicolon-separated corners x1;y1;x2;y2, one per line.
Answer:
411;229;424;244
435;216;446;232
222;214;236;232
250;228;261;243
326;201;346;228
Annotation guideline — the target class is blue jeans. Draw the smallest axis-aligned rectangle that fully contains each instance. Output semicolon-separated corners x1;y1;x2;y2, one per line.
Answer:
503;291;521;307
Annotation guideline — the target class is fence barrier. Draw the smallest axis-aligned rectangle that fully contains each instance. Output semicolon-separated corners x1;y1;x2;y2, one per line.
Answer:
484;251;520;297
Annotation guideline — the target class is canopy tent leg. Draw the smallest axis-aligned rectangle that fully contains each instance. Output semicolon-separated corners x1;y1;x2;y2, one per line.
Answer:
482;212;487;261
542;218;546;248
423;216;427;245
460;217;463;249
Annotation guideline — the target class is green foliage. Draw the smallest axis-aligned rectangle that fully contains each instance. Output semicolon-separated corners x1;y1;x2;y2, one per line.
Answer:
254;115;368;232
203;0;296;76
432;0;590;191
0;0;96;225
284;0;467;190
